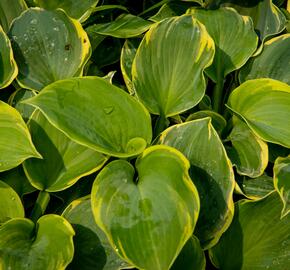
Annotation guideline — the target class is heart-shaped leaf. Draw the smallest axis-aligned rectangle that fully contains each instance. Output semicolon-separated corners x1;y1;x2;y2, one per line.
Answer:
23;110;108;192
0;101;41;172
23;76;152;157
63;196;132;270
274;155;290;218
91;145;200;270
0;215;74;269
227;118;268;178
132;15;215;117
9;8;91;91
187;7;258;82
158;118;235;249
0;181;24;223
210;192;290;269
0;25;18;89
35;0;99;21
227;78;290;148
240;34;290;84
87;14;152;38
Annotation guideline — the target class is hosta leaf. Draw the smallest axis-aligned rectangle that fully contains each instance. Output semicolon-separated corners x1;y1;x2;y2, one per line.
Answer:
236;174;274;200
0;0;27;32
62;196;132;270
171;236;205;270
186;110;227;134
35;0;99;21
9;8;90;91
227;119;268;178
91;145;200;270
87;14;152;38
206;0;286;42
210;192;290;269
0;166;35;197
227;78;290;148
132;15;215;117
187;7;258;82
158;118;235;249
0;101;41;172
0;25;18;89
0;215;74;270
240;34;290;84
23;77;152;158
274;156;290;217
120;39;140;94
23;110;108;192
0;181;24;223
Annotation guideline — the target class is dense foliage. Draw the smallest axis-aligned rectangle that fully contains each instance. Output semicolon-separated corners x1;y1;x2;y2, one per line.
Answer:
0;0;290;269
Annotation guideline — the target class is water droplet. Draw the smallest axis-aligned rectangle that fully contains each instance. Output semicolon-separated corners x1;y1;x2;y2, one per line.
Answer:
52;17;58;22
30;18;37;25
103;106;114;114
50;42;55;48
53;26;60;32
11;197;15;201
122;178;128;183
12;35;17;41
115;248;119;252
23;33;28;40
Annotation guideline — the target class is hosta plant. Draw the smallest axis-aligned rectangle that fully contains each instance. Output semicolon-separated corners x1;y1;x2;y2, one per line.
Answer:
0;0;290;269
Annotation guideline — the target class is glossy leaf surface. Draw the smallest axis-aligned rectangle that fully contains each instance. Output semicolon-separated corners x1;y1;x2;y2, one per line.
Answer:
274;156;290;217
24;77;152;157
240;34;290;84
227;119;268;178
210;192;290;269
91;145;200;270
0;101;41;172
23;110;108;192
9;8;90;91
0;181;24;223
227;78;290;148
158;118;235;249
132;15;215;117
0;25;18;89
63;196;132;270
0;215;74;270
87;14;152;38
187;7;258;82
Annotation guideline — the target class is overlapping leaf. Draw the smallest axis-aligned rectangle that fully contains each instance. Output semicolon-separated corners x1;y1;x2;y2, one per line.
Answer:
132;15;215;117
9;8;91;91
227;78;290;148
158;118;235;249
23;110;108;192
91;145;200;270
24;77;152;157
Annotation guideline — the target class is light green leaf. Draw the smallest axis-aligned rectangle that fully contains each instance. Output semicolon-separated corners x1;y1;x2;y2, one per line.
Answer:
206;0;286;42
227;78;290;148
86;14;152;38
0;215;74;270
186;110;226;134
171;236;205;270
0;25;18;89
91;145;200;270
23;76;152;158
23;110;108;192
0;166;35;197
35;0;99;21
274;155;290;218
187;7;258;82
0;181;24;224
227;118;268;178
0;101;41;172
0;0;27;32
132;15;215;117
62;196;132;270
91;5;129;13
240;34;290;84
236;174;274;200
210;192;290;269
120;39;140;94
9;8;91;91
158;118;235;249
